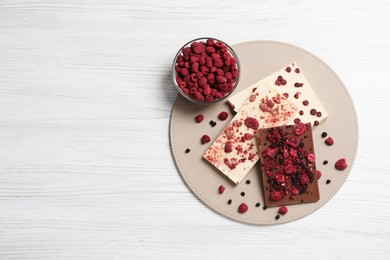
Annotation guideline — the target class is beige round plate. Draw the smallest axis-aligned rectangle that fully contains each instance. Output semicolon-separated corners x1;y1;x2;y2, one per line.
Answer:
169;40;358;224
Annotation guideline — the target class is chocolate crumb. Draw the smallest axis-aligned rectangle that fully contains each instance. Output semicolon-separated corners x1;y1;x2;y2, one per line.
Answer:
321;132;328;138
323;160;328;165
245;180;251;185
263;206;267;210
256;202;261;207
326;179;331;184
209;120;217;127
185;148;191;153
275;214;280;220
227;199;232;205
240;192;245;197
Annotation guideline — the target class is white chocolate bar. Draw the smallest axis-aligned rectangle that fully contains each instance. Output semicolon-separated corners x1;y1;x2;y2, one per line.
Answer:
228;62;329;126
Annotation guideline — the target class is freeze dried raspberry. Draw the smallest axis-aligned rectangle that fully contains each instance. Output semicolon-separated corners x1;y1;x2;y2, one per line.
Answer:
325;137;334;146
244;117;259;130
291;187;299;195
218;185;225;194
195;114;204;123
335;158;348;170
218;111;228;121
300;174;310;185
206;46;216;54
238;203;248;214
224;141;232;153
275;174;285;183
201;135;211;144
278;206;288;215
270;190;282;201
316;170;322;180
295;123;307;136
307;153;316;162
294;118;301;125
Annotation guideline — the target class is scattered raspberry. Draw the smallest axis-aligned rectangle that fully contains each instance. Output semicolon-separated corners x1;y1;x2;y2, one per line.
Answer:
335;158;348;170
325;137;334;146
270;190;282;201
295;68;300;73
310;109;317;115
278;206;288;215
286;67;291;73
201;135;211;144
244;117;259;130
238;203;248;213
195;114;204;123
218;185;225;194
302;100;309;106
294;118;301;125
218;111;228;121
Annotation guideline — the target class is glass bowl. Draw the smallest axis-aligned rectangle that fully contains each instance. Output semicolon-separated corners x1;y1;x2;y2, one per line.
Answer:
172;37;240;105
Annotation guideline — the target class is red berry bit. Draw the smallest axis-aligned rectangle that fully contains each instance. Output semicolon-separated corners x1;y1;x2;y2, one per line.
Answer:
238;203;248;214
201;135;211;144
224;141;232;153
325;137;334;146
244;117;259;130
310;109;317;115
278;206;288;215
295;68;300;73
316;170;322;180
218;111;228;121
335;158;348;170
294;82;303;87
270;190;282;201
286;67;291;73
302;100;309;106
218;185;225;194
195;114;204;123
295;123;307;136
294;118;301;125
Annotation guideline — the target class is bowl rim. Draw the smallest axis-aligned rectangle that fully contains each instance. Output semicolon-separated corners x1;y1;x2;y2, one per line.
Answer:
171;37;241;105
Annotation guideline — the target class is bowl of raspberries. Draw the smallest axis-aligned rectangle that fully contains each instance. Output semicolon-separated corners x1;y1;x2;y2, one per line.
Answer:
172;37;240;104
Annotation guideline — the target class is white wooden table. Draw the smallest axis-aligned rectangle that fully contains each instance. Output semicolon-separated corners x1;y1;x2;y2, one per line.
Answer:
0;0;389;259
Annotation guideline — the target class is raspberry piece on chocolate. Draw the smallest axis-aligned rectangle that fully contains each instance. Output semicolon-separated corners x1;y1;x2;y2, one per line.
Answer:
307;153;316;162
244;117;259;130
218;111;229;121
224;141;232;153
195;114;204;123
335;158;348;170
295;123;307;136
270;190;282;201
238;203;248;214
218;185;225;194
325;137;334;146
300;174;310;185
201;135;211;144
316;170;322;180
278;206;288;215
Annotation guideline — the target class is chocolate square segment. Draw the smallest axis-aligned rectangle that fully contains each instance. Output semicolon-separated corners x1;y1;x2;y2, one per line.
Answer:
258;123;320;207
